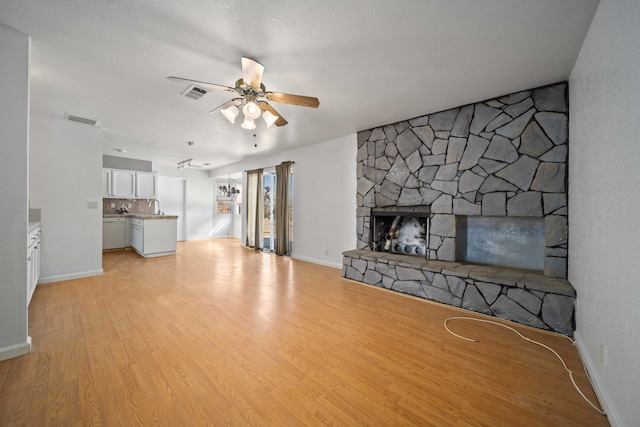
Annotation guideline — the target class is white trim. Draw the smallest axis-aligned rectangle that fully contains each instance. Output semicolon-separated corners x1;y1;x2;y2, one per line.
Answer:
574;330;621;427
37;269;103;284
133;250;176;258
291;254;343;270
0;337;31;362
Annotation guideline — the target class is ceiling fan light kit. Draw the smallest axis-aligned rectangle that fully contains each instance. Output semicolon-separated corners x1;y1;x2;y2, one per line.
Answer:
221;104;239;123
168;57;319;130
241;115;257;130
261;109;278;128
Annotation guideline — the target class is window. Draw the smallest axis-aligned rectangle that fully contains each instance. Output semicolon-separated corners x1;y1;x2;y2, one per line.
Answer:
216;201;233;214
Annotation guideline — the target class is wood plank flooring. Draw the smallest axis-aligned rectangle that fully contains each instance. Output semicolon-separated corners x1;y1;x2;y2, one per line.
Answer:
1;239;609;426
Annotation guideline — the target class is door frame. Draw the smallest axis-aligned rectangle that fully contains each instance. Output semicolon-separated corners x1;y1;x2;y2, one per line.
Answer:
158;175;188;241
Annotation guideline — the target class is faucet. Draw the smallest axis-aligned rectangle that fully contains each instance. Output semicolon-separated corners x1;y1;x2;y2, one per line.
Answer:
155;199;163;215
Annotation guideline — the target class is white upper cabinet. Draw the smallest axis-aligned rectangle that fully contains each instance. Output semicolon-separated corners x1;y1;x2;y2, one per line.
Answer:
135;172;158;199
103;169;158;199
111;170;136;198
102;169;112;197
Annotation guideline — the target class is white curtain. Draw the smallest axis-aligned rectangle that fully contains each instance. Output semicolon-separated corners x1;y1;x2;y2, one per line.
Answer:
245;169;263;250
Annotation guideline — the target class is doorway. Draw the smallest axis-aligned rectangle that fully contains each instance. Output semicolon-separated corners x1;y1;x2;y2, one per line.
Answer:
261;169;293;253
263;171;276;251
158;176;187;241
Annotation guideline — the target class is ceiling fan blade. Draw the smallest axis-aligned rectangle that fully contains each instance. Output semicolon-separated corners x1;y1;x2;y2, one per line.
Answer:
259;102;288;127
267;92;320;108
208;98;242;114
167;76;235;92
241;57;264;89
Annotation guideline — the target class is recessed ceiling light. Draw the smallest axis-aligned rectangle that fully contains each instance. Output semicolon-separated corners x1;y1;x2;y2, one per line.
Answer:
114;148;126;153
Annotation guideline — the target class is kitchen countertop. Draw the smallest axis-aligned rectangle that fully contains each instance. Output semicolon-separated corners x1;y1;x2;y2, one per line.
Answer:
29;221;41;232
103;214;179;219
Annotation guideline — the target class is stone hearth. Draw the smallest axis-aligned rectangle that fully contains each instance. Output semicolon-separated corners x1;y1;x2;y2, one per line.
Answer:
343;250;575;335
344;82;575;335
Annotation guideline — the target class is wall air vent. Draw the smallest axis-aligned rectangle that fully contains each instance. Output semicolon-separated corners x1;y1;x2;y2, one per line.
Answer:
181;85;209;100
64;113;102;127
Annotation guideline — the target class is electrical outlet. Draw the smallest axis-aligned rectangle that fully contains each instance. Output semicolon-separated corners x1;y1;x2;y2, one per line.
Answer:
110;203;115;208
324;248;329;256
87;201;98;209
127;203;132;208
601;344;608;366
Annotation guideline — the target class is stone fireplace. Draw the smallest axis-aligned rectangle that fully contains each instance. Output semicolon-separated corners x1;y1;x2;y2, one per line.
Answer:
343;82;576;335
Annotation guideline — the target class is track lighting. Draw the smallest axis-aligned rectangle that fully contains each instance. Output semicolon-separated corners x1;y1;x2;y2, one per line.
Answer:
177;159;192;170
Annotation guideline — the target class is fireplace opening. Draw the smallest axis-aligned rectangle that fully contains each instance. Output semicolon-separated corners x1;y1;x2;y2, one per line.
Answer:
456;216;545;271
371;207;430;257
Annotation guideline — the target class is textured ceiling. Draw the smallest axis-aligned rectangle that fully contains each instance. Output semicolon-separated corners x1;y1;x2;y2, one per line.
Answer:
0;0;599;170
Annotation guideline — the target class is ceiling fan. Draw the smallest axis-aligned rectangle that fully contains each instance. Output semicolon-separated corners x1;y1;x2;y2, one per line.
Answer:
168;57;320;129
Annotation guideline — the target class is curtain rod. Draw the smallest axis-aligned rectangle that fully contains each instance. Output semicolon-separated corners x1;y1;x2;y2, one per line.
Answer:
244;161;294;172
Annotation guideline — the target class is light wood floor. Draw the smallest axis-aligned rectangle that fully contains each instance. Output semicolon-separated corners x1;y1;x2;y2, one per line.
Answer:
1;239;608;426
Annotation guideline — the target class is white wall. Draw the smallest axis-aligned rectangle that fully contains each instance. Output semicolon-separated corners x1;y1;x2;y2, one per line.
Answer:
154;165;213;241
30;117;103;283
0;23;30;361
568;1;640;425
210;208;234;238
210;134;357;269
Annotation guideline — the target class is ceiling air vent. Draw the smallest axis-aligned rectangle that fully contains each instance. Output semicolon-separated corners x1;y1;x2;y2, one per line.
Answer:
181;85;208;100
64;113;102;127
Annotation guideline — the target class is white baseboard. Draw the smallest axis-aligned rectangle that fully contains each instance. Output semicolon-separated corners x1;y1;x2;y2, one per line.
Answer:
574;330;621;427
0;337;31;362
291;254;343;270
38;269;103;284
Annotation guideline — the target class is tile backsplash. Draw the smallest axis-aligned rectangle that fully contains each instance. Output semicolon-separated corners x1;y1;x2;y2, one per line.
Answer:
103;198;157;215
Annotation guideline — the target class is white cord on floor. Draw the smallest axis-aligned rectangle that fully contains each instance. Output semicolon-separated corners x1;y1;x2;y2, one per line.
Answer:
443;316;606;416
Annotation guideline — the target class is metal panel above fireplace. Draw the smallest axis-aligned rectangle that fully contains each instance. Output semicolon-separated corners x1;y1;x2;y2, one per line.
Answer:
371;206;430;257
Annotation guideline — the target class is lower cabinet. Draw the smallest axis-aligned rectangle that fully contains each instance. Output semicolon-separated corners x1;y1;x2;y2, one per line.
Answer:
27;225;41;305
131;218;176;258
125;217;132;248
131;218;143;252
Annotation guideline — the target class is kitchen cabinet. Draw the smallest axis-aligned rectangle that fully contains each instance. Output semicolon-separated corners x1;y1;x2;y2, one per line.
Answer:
102;168;158;199
135;172;158;199
111;170;136;198
101;169;112;197
125;217;132;247
131;218;144;252
130;217;177;258
27;224;41;305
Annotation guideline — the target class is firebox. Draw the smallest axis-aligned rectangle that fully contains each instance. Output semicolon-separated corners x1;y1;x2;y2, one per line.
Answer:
371;206;430;257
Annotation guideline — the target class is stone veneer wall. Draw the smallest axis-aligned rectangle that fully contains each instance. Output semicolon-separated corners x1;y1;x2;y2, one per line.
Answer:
345;82;575;335
355;82;569;278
